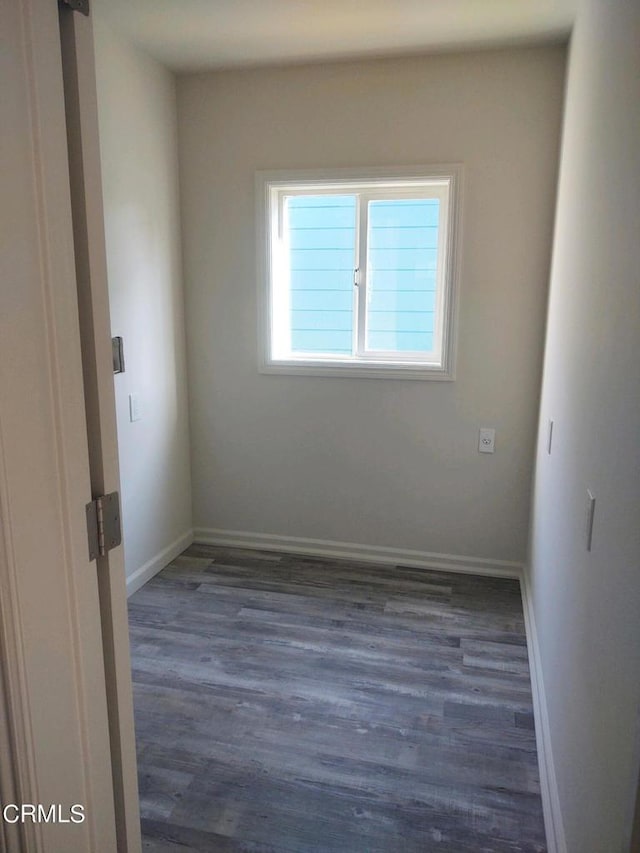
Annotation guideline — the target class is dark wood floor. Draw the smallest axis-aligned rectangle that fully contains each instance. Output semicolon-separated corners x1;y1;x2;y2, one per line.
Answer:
128;544;546;853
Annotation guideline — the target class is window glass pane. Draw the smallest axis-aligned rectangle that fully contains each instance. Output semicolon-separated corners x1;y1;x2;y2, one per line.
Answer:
366;198;439;353
287;195;356;355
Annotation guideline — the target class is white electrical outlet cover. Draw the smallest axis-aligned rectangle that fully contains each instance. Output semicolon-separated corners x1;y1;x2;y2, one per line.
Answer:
478;428;496;453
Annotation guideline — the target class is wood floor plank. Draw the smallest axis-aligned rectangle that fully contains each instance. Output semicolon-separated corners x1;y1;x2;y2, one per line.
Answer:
129;545;546;851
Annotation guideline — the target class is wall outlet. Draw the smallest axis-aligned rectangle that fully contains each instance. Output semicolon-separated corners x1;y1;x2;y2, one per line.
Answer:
478;427;496;453
129;392;142;422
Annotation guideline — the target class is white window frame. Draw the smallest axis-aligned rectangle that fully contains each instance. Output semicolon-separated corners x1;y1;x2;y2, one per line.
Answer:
256;165;463;380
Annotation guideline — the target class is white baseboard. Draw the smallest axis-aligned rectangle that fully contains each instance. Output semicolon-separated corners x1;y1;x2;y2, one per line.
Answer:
520;569;566;853
193;527;523;578
126;529;194;597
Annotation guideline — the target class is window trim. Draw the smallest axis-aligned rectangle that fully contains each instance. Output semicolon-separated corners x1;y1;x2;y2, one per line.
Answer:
256;165;463;381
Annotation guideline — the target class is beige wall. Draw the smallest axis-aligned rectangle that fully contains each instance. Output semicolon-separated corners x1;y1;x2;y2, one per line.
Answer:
94;20;193;588
178;46;565;562
528;1;640;850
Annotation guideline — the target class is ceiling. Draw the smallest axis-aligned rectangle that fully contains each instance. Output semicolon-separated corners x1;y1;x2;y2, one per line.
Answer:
95;0;577;73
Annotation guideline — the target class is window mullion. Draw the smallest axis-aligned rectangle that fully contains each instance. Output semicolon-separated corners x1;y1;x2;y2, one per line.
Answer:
356;194;369;357
351;194;360;357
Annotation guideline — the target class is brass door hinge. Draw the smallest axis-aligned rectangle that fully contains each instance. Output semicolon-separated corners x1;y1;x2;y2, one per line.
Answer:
86;493;121;560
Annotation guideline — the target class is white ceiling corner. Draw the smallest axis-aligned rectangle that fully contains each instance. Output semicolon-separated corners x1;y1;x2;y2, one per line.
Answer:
94;0;577;72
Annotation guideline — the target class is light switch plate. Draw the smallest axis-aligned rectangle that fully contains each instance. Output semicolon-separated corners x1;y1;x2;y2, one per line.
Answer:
129;392;141;422
586;490;596;551
479;427;496;453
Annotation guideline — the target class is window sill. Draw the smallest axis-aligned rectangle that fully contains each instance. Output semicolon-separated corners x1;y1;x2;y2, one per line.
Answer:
259;359;455;381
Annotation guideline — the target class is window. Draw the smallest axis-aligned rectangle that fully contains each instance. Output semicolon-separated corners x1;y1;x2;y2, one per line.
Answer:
257;166;461;379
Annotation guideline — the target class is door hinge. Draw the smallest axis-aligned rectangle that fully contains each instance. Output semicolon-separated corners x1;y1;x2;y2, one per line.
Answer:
112;336;125;374
86;492;121;560
59;0;89;16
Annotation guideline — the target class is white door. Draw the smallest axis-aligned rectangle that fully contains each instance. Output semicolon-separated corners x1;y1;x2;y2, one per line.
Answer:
0;1;140;850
